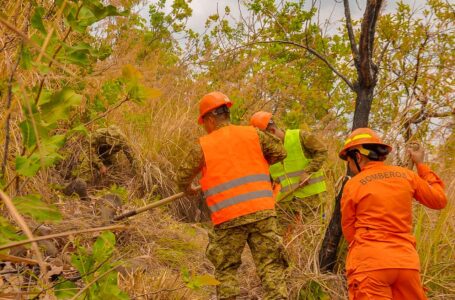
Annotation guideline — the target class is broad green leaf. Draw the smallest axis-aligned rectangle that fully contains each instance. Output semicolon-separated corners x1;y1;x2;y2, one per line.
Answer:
40;88;82;124
54;280;78;299
59;42;92;66
31;7;46;34
19;120;36;148
0;216;23;247
15;155;40;177
96;272;129;299
13;194;61;222
92;231;115;263
71;246;95;277
20;47;32;70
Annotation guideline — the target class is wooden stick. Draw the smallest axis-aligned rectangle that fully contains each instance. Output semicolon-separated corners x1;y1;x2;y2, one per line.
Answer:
0;189;45;275
0;224;126;251
113;186;201;221
0;253;39;265
276;173;313;203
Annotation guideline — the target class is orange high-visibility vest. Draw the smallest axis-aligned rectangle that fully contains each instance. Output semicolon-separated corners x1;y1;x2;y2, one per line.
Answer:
199;125;275;225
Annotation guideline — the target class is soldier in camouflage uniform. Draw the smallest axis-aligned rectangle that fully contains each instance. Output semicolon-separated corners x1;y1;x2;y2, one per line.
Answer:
250;112;328;235
177;92;288;300
63;125;136;200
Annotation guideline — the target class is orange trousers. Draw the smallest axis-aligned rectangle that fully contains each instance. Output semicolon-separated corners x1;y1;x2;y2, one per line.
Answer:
348;269;427;300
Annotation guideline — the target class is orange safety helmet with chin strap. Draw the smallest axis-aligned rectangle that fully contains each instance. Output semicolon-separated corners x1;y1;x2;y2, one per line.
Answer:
339;128;392;160
250;111;273;130
198;91;233;124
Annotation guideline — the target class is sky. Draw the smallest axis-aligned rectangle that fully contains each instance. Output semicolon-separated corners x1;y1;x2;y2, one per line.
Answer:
137;0;429;35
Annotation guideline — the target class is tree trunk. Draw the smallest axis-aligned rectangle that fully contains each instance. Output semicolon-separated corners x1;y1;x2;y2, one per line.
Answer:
318;0;383;272
319;86;374;271
352;87;374;129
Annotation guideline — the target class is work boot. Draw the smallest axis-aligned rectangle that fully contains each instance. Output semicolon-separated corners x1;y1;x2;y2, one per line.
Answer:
63;178;89;201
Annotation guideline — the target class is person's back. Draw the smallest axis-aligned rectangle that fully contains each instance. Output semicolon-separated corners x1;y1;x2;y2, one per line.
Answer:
200;124;275;225
339;128;447;300
343;161;446;274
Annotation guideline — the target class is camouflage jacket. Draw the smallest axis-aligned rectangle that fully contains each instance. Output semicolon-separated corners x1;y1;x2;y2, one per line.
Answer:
91;125;135;167
176;122;287;229
299;130;327;173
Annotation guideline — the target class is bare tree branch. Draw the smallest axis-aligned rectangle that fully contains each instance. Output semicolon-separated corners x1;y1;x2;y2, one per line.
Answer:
343;0;360;67
228;40;355;91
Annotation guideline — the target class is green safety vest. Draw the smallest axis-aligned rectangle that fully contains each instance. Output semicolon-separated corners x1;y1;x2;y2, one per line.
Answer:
269;129;326;200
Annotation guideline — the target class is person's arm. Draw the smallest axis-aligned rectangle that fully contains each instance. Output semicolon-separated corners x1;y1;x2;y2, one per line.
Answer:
408;144;447;209
176;144;204;194
341;183;356;244
257;129;287;165
300;131;327;173
412;164;447;209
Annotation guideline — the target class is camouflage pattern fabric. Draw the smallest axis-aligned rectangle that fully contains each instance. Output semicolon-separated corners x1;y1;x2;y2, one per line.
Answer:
298;131;327;174
91;125;135;167
64;125;136;185
206;216;288;299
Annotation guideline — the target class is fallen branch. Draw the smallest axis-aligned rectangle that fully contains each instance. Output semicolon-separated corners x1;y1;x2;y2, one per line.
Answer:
0;224;126;251
0;253;39;265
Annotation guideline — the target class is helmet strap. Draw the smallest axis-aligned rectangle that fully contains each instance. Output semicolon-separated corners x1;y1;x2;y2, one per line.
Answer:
347;150;362;173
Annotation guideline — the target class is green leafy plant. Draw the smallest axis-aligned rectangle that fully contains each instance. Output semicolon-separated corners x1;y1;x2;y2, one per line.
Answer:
55;231;128;299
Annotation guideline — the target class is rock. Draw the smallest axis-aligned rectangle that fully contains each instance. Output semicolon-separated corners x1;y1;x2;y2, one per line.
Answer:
63;178;89;200
38;240;59;257
98;193;122;221
9;246;28;257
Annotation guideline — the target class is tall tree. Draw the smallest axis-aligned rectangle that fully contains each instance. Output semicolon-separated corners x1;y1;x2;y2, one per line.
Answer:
319;0;385;271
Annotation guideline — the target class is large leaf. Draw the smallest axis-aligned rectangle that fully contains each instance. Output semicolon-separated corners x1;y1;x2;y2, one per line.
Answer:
55;280;78;299
20;47;32;70
15;134;66;176
0;216;23;247
92;231;115;263
31;7;46;34
59;42;92;66
66;0;127;33
15;155;41;177
40;88;82;124
13;194;61;222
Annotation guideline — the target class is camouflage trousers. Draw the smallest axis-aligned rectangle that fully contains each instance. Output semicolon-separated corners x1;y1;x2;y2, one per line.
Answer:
275;193;325;236
206;216;288;300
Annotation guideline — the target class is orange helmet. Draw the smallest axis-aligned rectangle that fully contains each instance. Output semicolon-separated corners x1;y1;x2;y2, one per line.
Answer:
198;91;233;124
250;111;273;130
339;128;392;160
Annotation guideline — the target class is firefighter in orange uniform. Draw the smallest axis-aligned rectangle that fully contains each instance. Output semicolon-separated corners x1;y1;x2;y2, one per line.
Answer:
176;92;288;299
339;128;447;300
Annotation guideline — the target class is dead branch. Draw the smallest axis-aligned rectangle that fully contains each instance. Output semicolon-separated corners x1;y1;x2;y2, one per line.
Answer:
0;224;126;251
343;0;360;67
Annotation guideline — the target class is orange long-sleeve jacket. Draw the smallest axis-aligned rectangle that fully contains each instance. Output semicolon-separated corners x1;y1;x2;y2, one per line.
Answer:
341;161;447;275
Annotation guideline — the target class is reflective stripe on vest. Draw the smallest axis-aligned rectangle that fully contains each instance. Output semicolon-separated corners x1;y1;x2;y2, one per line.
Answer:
209;189;273;213
199;125;275;225
204;174;270;197
269;129;326;200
